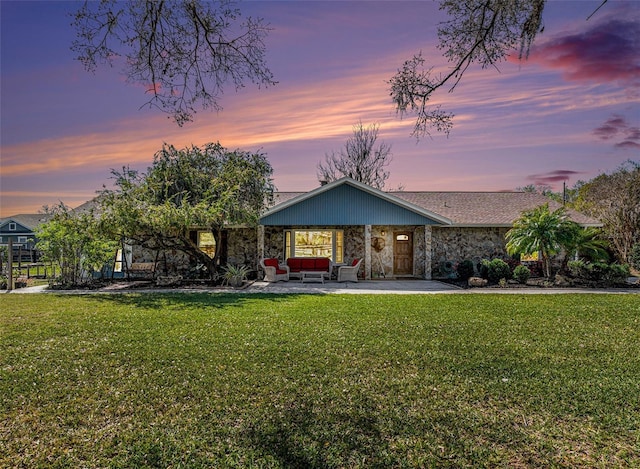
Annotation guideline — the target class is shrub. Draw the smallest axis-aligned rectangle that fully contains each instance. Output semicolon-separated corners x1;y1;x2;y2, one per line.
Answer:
513;265;531;284
504;257;521;272
568;260;630;286
523;260;544;278
487;259;512;284
606;264;630;285
478;260;491;280
567;260;587;279
630;243;640;271
456;260;475;280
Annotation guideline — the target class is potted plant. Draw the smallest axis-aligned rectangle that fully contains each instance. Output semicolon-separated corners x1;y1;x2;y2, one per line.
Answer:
222;264;250;288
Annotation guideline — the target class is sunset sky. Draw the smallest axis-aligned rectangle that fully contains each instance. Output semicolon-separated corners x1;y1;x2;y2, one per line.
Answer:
1;0;638;217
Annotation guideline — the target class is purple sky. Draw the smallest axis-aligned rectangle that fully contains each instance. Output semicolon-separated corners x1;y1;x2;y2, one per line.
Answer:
1;0;639;216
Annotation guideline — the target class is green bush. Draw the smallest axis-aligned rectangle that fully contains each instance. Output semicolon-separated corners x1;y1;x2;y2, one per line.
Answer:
456;259;475;280
630;243;640;271
513;265;531;284
568;260;630;286
487;259;512;283
478;260;491;280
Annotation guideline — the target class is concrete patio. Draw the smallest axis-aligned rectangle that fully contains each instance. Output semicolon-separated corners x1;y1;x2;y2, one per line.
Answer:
6;278;638;294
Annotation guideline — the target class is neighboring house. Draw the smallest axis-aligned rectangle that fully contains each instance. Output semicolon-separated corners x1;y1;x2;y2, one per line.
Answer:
0;214;50;263
96;177;602;280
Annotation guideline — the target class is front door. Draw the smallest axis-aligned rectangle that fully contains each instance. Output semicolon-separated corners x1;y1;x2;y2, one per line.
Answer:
393;231;413;276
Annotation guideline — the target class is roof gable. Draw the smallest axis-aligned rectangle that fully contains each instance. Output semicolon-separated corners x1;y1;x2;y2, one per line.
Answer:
261;178;452;226
0;214;49;233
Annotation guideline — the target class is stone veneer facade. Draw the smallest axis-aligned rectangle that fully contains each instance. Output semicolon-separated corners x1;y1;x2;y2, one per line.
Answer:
431;226;510;278
129;225;512;281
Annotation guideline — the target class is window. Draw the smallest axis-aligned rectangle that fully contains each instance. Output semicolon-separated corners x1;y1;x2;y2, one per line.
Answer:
114;249;123;272
9;223;16;231
17;236;27;244
197;231;216;258
285;230;343;263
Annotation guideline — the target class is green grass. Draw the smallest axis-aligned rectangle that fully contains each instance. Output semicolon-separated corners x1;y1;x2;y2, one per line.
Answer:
1;293;639;468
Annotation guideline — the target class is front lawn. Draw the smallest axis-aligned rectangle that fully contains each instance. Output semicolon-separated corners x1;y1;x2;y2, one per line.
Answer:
1;293;639;467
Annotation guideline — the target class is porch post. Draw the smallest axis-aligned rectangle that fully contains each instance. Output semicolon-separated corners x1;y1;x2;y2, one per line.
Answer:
424;225;433;280
257;225;265;271
364;224;372;280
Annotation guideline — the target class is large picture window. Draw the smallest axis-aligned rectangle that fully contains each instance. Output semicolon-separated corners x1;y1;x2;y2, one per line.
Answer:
285;230;343;263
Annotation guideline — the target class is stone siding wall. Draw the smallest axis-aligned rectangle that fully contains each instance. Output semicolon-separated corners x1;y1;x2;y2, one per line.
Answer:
226;228;258;268
431;226;510;278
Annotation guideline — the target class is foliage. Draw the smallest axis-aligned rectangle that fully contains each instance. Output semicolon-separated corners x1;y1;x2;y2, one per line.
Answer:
512;264;531;284
455;259;475;280
556;224;610;275
222;264;251;286
478;259;490;279
487;258;512;283
71;0;276;125
35;203;118;286
388;1;613;138
630;243;640;271
573;161;640;264
389;0;546;138
100;143;274;279
2;293;639;467
506;203;576;278
567;260;630;287
317;121;393;190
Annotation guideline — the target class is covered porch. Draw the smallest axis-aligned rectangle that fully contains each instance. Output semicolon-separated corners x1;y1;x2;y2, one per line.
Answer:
257;178;451;280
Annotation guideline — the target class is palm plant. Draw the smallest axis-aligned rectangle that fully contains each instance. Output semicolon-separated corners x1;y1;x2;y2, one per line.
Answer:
506;204;575;278
557;225;609;272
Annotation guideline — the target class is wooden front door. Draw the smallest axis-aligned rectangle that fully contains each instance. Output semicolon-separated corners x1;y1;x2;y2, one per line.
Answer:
393;231;413;276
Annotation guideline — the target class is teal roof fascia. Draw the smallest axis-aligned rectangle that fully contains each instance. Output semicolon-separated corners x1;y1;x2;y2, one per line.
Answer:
260;178;451;226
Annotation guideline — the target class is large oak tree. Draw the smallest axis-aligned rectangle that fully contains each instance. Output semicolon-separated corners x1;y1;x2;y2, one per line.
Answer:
389;0;608;138
99;143;274;278
72;0;276;125
573;161;640;264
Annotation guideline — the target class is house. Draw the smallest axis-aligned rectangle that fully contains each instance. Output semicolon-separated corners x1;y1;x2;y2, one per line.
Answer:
0;214;50;263
105;177;600;280
255;178;599;280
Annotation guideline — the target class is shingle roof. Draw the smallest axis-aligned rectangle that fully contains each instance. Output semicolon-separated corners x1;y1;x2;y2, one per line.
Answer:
0;213;51;231
271;190;600;227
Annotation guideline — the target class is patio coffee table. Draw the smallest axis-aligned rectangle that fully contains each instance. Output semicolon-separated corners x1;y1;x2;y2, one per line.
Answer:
300;271;325;284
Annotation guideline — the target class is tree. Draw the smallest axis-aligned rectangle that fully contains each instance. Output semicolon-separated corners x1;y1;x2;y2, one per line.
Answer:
389;0;607;138
36;202;118;286
99;143;274;278
505;203;576;278
572;161;640;264
72;0;276;125
317;122;393;190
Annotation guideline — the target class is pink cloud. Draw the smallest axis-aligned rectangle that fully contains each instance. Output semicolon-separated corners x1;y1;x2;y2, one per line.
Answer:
593;114;640;150
526;18;640;87
527;170;582;186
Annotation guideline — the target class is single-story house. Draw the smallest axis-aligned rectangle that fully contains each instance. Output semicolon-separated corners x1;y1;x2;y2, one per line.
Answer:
124;177;600;280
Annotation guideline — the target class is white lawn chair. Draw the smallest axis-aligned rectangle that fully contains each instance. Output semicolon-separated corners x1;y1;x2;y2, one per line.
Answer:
338;258;362;282
260;258;290;282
